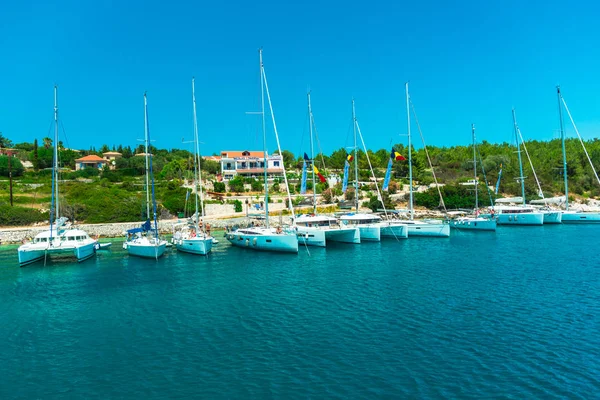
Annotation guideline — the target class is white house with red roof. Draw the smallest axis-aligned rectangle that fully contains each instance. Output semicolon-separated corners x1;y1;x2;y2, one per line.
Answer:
219;150;284;181
75;155;108;171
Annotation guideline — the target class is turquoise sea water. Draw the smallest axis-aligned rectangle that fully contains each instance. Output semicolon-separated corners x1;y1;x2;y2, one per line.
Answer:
1;225;599;399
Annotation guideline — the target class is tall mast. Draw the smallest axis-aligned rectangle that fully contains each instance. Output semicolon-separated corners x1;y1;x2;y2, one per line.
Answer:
259;48;270;229
352;99;359;212
512;109;526;206
557;86;568;210
192;77;205;231
472;124;478;210
405;82;414;220
308;91;316;214
53;85;59;222
144;93;151;220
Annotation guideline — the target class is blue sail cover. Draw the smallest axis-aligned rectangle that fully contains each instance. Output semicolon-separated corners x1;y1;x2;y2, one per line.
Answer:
495;165;503;195
300;160;307;194
342;160;349;193
382;158;393;191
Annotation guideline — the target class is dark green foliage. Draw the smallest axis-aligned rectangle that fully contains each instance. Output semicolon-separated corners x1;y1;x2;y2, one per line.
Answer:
213;181;226;193
61;182;144;223
232;199;242;212
228;176;245;193
0;156;24;177
0;203;48;226
200;159;220;175
414;184;492;210
365;191;395;212
250;179;263;192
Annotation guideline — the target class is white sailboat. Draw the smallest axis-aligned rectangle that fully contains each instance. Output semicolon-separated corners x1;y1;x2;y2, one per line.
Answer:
172;78;214;255
17;86;97;266
295;92;360;247
556;86;600;223
492;110;544;226
123;93;168;259
337;99;383;241
513;113;562;224
450;124;497;231
225;49;299;253
403;83;450;237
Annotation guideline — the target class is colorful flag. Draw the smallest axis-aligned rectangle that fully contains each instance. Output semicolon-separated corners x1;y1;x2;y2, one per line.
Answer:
342;161;349;193
301;160;307;194
391;148;406;161
313;165;326;183
304;152;310;162
495;163;503;195
382;158;393;191
347;154;354;162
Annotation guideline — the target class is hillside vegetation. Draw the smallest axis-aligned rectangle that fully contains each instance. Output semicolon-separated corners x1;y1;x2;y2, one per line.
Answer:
1;133;600;225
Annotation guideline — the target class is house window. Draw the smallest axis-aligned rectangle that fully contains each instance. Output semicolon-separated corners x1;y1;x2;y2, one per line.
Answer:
260;162;264;168
274;161;280;167
241;162;246;169
225;163;233;170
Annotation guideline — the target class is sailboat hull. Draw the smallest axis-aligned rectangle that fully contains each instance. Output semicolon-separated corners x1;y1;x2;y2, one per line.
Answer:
406;221;450;237
380;223;409;239
296;227;326;247
296;226;361;247
450;218;496;231
126;240;167;258
226;230;299;253
326;227;361;244
175;237;213;255
496;212;544;225
542;211;562;224
561;211;600;223
357;225;381;241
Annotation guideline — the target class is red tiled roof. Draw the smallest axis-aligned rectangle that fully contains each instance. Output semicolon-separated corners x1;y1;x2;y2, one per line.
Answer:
221;150;264;158
75;155;107;162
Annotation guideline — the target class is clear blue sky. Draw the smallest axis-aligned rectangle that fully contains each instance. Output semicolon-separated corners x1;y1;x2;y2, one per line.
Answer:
1;0;599;157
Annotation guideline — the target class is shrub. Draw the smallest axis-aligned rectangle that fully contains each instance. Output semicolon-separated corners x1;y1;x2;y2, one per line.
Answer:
228;176;244;193
233;199;242;212
213;181;226;193
250;179;263;192
0;203;48;226
0;156;24;177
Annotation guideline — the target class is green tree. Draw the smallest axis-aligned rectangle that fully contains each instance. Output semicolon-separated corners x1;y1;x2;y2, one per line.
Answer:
32;139;39;171
0;133;13;148
213;181;226;193
328;147;349;170
0;155;24;177
43;137;52;149
228;176;245;193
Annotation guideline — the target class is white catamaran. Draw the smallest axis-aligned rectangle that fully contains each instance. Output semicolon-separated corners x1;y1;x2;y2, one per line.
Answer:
122;93;168;259
556;86;600;223
172;78;214;255
450;124;497;231
402;83;450;237
225;49;298;253
18;86;97;266
295;92;360;247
